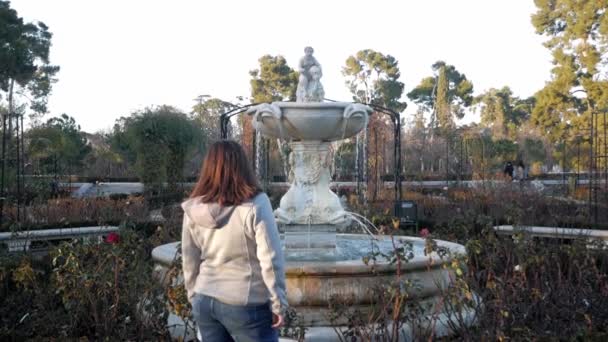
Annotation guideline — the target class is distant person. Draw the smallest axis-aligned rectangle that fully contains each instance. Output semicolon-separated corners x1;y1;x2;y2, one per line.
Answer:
50;177;59;198
516;160;526;181
181;140;287;341
504;161;514;180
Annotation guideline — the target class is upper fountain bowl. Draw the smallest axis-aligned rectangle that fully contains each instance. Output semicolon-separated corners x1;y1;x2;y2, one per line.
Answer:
247;102;371;142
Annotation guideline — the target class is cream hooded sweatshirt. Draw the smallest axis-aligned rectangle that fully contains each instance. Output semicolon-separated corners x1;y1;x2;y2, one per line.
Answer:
181;193;287;315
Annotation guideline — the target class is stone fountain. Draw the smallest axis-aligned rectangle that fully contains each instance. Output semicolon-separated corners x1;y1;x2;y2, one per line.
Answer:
245;47;371;260
151;47;473;340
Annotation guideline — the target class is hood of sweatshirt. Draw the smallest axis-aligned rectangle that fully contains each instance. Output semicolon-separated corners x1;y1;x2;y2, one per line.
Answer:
181;197;237;229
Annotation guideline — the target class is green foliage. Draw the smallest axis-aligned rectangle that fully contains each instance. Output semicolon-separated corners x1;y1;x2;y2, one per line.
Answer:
522;137;546;164
342;49;406;112
491;138;519;163
110;106;201;195
435;63;452;130
249;55;298;103
26;113;92;174
475;87;534;139
0;0;59;118
531;0;608;150
407;61;474;131
191;96;237;151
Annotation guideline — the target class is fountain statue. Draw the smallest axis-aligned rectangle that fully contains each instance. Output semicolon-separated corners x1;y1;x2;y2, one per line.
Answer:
296;46;324;102
151;47;473;340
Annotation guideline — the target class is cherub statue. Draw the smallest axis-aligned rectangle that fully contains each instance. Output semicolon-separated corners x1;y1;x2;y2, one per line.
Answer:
306;65;324;102
296;46;324;102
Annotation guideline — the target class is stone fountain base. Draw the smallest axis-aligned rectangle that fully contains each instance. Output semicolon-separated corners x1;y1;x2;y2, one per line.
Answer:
283;224;337;261
151;234;475;340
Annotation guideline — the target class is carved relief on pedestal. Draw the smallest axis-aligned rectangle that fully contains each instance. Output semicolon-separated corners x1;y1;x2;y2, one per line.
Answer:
274;142;347;226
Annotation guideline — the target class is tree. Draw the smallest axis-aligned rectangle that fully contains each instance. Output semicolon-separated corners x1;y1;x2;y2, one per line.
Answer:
0;0;59;122
475;87;534;139
80;131;131;180
402;110;430;174
110;106;201;196
461;126;493;179
249;55;298;103
522;137;547;166
407;61;474;132
342;49;406;111
26;114;91;175
247;55;298;179
191;96;237;150
531;0;608;158
342;50;406;200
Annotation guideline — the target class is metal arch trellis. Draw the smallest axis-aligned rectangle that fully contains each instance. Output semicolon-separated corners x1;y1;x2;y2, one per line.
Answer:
361;102;403;203
218;100;404;203
0;110;26;228
589;107;608;228
219;103;261;140
219;103;262;172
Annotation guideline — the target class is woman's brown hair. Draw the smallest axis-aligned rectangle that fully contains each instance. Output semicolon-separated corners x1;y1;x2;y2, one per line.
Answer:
190;140;261;205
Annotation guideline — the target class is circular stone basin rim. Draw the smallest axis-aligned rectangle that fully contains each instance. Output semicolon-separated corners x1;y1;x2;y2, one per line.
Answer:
152;234;466;276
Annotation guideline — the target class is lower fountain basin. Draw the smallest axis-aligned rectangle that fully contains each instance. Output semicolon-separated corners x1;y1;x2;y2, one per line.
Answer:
152;234;466;327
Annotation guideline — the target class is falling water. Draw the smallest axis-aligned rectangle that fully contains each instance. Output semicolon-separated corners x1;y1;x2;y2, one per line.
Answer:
277;138;290;181
344;211;380;234
307;215;312;249
343;212;378;239
330;143;345;212
355;132;360;182
255;130;262;180
363;127;368;184
341;114;350;142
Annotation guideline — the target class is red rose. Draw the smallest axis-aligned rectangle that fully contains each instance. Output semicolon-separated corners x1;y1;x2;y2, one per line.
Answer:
420;228;430;238
105;232;120;244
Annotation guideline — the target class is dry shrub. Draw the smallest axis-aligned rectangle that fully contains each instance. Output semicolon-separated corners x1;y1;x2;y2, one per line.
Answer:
3;197;149;231
460;231;608;340
0;226;170;340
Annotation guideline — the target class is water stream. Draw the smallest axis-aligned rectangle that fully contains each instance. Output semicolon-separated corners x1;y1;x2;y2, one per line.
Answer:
255;130;262;179
344;211;380;234
343;212;378;238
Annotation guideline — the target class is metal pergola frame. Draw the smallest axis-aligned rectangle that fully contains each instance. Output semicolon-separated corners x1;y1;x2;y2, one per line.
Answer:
219;101;403;203
589;107;608;227
0;110;26;227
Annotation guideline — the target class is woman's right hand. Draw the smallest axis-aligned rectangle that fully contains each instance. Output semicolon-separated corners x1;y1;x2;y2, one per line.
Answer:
271;313;284;328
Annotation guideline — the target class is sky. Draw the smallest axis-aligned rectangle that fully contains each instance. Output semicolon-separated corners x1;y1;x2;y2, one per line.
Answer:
10;0;553;133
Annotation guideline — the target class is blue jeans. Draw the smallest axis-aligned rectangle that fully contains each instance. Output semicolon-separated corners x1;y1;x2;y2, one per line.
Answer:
191;293;278;342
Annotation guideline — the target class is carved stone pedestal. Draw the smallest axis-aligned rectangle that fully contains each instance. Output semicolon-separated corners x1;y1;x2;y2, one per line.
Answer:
274;141;349;227
282;224;337;261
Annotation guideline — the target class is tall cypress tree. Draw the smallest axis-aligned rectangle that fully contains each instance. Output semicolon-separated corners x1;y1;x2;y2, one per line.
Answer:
408;61;473;133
